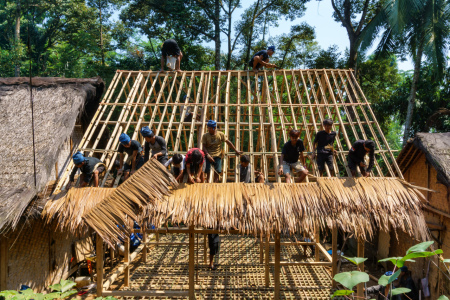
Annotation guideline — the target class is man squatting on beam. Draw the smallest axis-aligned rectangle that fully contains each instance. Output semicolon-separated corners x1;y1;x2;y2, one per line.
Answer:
278;129;309;183
311;119;337;177
248;46;277;72
185;148;206;184
68;151;105;188
239;155;265;183
141;126;168;166
202;120;243;183
160;39;183;72
117;133;145;181
347;139;375;177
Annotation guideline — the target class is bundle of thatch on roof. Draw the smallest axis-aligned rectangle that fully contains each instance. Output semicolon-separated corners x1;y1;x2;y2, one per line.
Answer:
0;77;104;232
44;171;430;246
398;132;450;187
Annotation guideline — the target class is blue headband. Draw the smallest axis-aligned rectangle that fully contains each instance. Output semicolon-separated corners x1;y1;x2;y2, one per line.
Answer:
72;151;85;165
207;120;217;128
119;133;131;144
268;46;275;52
140;126;153;137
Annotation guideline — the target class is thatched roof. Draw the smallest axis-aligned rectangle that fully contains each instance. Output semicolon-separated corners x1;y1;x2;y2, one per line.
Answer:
397;132;450;187
0;77;104;232
44;160;430;246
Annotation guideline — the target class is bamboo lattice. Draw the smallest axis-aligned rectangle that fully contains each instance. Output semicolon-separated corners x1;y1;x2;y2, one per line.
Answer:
55;69;402;192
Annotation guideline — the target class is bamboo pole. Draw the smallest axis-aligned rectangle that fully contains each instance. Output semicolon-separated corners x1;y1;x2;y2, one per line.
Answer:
274;232;281;299
0;237;8;290
265;235;270;287
189;226;195;300
96;235;104;297
124;237;130;287
314;224;320;262
332;227;338;288
143;231;147;263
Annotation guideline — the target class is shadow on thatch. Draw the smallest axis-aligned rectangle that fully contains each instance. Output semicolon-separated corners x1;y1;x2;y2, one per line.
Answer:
0;77;104;233
44;169;430;246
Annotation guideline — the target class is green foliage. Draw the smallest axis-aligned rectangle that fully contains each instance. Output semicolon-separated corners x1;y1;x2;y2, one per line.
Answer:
333;271;369;290
342;256;368;266
378;241;443;267
391;288;411;296
331;289;354;299
438;296;450;300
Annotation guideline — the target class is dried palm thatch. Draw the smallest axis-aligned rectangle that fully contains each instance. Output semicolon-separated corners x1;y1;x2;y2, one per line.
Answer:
45;176;429;246
57;159;178;243
0;77;104;233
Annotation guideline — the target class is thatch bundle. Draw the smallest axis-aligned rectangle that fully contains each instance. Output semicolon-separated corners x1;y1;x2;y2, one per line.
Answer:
44;159;178;243
44;171;429;246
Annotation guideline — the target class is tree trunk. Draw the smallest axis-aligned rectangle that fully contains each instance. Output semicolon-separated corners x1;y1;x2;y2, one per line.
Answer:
214;0;220;70
402;42;424;145
226;3;232;70
14;0;21;77
99;1;105;66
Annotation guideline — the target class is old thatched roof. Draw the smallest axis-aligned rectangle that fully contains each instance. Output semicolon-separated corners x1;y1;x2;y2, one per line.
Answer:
397;132;450;187
44;160;430;246
0;77;104;232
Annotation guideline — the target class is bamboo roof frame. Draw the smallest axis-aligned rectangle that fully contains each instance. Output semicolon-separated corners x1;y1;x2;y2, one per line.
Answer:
54;69;403;192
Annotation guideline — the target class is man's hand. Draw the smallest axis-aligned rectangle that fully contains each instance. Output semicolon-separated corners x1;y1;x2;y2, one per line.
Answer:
235;150;243;156
207;155;215;163
188;176;195;184
176;69;183;72
195;177;201;183
278;167;283;176
151;154;158;160
364;172;371;177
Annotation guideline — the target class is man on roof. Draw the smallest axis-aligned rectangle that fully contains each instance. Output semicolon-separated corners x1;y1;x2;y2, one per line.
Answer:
311;119;337;177
347;139;375;177
160;39;183;72
278;129;309;183
68;151;105;188
117;133;144;181
238;155;265;183
141;126;168;166
248;46;278;72
164;153;186;183
202;120;243;183
185;148;206;184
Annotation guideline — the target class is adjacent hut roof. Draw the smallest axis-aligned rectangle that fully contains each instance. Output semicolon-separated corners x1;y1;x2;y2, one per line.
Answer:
0;77;104;232
397;132;450;187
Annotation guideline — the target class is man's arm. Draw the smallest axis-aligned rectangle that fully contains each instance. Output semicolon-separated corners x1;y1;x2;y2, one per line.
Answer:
202;144;214;162
69;166;78;182
118;153;124;174
254;55;276;68
154;136;167;158
225;139;243;155
160;55;165;71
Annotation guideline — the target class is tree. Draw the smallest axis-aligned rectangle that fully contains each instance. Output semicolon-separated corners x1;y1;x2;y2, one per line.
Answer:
368;0;450;144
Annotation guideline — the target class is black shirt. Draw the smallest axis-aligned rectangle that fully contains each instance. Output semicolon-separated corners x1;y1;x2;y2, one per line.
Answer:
161;39;181;57
144;136;168;163
399;276;418;300
118;140;142;159
348;140;375;172
249;50;269;69
69;157;102;183
282;140;305;163
314;130;337;154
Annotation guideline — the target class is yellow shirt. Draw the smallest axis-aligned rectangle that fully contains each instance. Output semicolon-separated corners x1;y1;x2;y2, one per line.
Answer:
201;131;226;157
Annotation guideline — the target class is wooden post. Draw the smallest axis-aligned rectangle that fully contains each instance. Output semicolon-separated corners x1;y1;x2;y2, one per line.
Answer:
274;232;281;299
143;232;148;263
265;234;270;287
156;232;159;247
357;238;365;298
189;226;195;300
203;234;208;265
96;235;104;297
0;237;8;290
332;227;338;288
124;237;130;287
260;236;264;264
109;246;114;269
314;225;320;262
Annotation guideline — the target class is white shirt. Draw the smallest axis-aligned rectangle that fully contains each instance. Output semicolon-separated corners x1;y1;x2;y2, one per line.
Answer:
164;155;186;170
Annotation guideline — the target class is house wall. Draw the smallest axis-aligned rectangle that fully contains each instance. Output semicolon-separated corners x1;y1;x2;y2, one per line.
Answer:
0;219;87;292
390;152;450;299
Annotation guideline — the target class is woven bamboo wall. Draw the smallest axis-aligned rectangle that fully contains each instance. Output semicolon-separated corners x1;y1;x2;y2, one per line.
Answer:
390;153;450;298
55;69;402;190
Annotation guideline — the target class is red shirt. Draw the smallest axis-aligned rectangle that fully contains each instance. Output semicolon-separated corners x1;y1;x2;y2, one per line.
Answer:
185;148;205;165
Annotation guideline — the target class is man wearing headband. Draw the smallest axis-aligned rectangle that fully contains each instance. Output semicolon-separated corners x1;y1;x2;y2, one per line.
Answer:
185;148;206;184
68;151;105;188
348;139;376;177
248;46;277;72
117;133;144;181
141;126;168;166
202;120;243;183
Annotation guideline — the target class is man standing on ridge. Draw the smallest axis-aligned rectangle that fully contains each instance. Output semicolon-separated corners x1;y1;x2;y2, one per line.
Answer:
160;39;183;72
248;46;277;72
